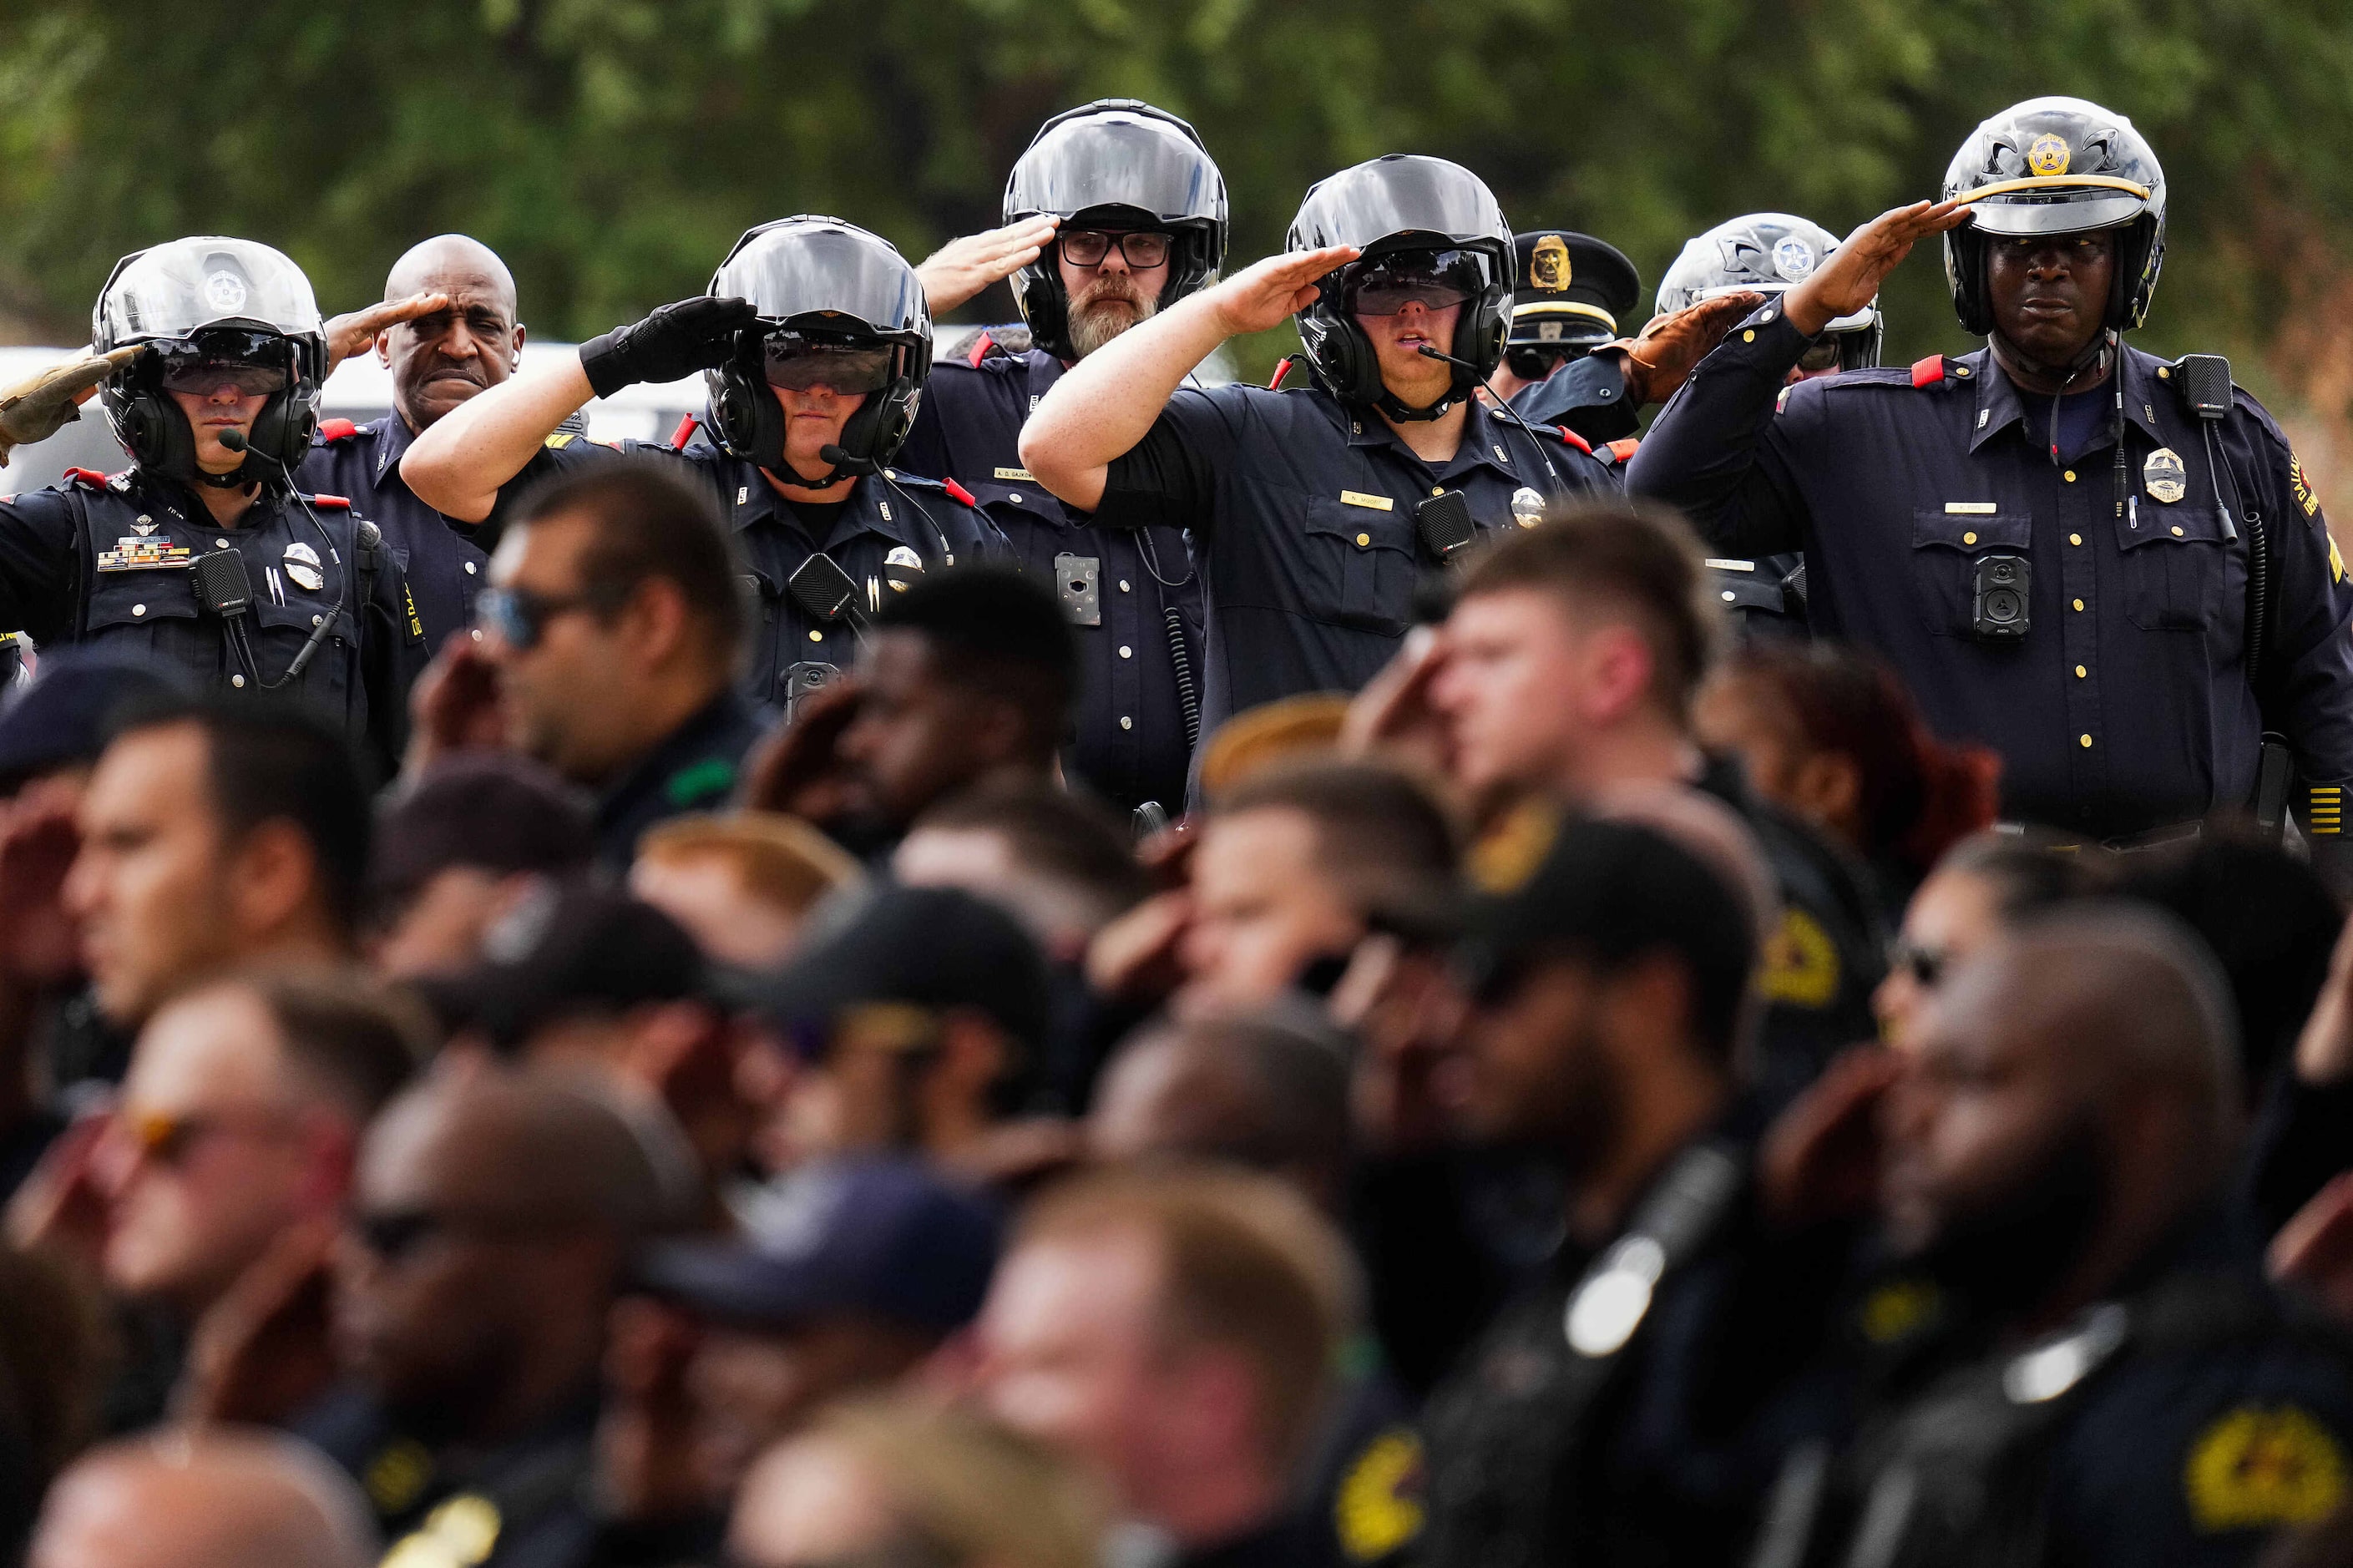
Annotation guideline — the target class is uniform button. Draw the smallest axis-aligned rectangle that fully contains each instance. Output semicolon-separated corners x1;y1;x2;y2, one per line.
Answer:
2079;734;2093;747
1118;645;1133;659
1962;531;1977;545
470;629;483;642
1430;488;1444;498
2157;366;2171;380
808;630;823;641
464;561;478;574
311;615;322;627
1742;330;1756;342
230;674;245;688
2171;525;2184;537
1120;716;1134;731
1356;533;1370;546
1119;580;1131;593
1008;492;1022;503
2069;533;2082;546
2072;598;2085;611
2075;665;2087;678
1722;590;1737;602
2063;469;2077;483
131;604;144;616
215;538;229;549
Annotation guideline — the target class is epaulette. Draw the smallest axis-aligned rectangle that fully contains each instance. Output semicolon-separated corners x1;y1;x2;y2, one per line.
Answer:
63;468;109;490
317;417;362;442
307;493;352;510
544;431;577;449
1909;355;1976;388
1551;424;1593;456
967;331;995;369
1269;356;1298;390
941;478;979;508
1607;437;1640;464
668;412;700;451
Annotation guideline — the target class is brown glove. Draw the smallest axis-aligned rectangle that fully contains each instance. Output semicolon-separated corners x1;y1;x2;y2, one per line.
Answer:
0;345;144;464
1605;291;1766;406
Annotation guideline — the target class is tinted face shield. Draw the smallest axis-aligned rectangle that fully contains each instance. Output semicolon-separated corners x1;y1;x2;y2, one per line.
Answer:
1340;248;1495;317
148;329;296;397
762;332;896;394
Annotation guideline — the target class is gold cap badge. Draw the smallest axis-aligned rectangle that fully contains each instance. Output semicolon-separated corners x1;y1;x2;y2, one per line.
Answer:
1529;235;1571;292
2027;134;2072;176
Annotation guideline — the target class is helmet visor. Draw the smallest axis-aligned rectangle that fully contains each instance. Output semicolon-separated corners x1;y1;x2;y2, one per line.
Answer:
100;238;321;343
1961;188;2147;237
714;225;926;339
1294;158;1508;253
1010;114;1222;225
763;335;896;394
1342;249;1493;316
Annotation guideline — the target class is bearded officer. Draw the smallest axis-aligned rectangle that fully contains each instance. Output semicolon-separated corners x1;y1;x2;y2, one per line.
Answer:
0;237;422;772
901;99;1221;815
401;216;998;722
1630;97;2353;882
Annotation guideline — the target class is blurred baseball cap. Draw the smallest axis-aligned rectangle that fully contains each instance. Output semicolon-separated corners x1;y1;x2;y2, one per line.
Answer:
632;1157;999;1333
369;751;596;909
414;879;707;1050
0;650;188;792
757;884;1050;1052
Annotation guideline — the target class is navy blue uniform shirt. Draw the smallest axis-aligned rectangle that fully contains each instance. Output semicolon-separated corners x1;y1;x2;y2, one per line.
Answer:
300;411;492;656
1629;304;2353;842
511;431;1002;720
0;465;423;772
1509;350;1642;446
899;331;1205;812
1090;379;1617;741
591;687;765;868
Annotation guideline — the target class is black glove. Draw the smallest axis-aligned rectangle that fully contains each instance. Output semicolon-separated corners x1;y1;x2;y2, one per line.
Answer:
578;296;761;399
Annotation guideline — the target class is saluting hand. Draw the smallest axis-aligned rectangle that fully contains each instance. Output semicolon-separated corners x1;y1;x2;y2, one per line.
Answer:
324;291;453;374
918;216;1061;316
1207;245;1362;338
1609;292;1767;406
1784;200;1966;336
0;344;144;463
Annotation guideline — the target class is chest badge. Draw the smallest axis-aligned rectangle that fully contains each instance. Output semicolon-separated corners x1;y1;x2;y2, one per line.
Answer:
281;540;324;593
2143;448;2189;505
95;536;191;573
884;545;923;589
1510;486;1546;529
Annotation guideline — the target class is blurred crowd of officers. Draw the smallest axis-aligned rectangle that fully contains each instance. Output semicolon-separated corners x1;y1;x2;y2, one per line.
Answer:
0;83;2339;1568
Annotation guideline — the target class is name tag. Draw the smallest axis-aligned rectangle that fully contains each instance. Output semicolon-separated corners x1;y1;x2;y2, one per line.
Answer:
1944;502;1998;514
994;467;1035;483
1704;559;1757;572
1339;490;1394;512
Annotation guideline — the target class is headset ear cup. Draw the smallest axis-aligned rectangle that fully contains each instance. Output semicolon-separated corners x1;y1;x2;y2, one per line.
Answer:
1017;273;1069;361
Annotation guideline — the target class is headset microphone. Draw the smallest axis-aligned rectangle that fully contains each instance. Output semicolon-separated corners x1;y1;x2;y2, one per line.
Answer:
818;443;878;478
1415;343;1561;490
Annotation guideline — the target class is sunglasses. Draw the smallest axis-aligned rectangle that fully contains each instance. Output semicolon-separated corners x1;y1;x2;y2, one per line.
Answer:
1889;939;1950;989
118;1105;295;1166
473;584;621;650
762;336;895;395
1059;230;1173;271
1504;346;1576;380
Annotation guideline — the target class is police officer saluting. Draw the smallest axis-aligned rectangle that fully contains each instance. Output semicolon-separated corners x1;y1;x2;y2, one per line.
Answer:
902;99;1221;816
1631;98;2353;874
1490;229;1640;409
0;237;419;771
301;235;560;655
401;217;995;720
1021;156;1629;743
1649;212;1886;639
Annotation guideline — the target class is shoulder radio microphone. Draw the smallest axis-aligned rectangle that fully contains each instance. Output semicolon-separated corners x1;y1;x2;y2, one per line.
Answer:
210;427;353;686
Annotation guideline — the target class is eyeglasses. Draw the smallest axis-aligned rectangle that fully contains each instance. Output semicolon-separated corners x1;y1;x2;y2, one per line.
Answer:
1889;939;1951;989
473;584;620;650
1504;346;1576;380
1343;250;1486;317
762;336;896;395
117;1105;296;1166
1058;230;1173;271
1795;338;1847;374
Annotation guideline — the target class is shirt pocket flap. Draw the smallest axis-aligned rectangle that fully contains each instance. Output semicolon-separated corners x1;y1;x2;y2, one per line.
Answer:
83;574;197;630
1910;510;2032;554
2114;504;2230;552
1304;496;1415;555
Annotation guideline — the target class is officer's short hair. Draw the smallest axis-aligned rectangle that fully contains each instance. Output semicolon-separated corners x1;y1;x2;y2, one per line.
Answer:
1015;1167;1353;1476
1457;499;1721;720
215;968;429;1120
107;695;372;936
1211;760;1458;930
912;780;1151;931
509;460;746;668
873;567;1076;756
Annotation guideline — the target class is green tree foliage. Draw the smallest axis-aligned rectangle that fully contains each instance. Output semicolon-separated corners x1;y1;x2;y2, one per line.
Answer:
3;0;2350;420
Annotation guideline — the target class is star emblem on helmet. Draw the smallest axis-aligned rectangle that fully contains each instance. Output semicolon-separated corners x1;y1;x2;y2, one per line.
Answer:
202;271;249;312
2027;134;2072;177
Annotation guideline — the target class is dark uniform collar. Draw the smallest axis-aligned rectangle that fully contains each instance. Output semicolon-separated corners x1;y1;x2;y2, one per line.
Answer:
370;407;422;485
1966;341;2171;455
713;450;932;554
1341;390;1534;486
595;687;756;834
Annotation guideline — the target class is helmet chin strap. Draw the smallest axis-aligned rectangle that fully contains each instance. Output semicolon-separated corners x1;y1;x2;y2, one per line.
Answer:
1374;389;1460;423
192;462;259;490
1991;323;2114;391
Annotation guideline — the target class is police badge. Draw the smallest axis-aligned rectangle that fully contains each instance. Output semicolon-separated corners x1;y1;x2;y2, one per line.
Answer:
281;540;324;592
2143;448;2188;505
1510;486;1546;529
